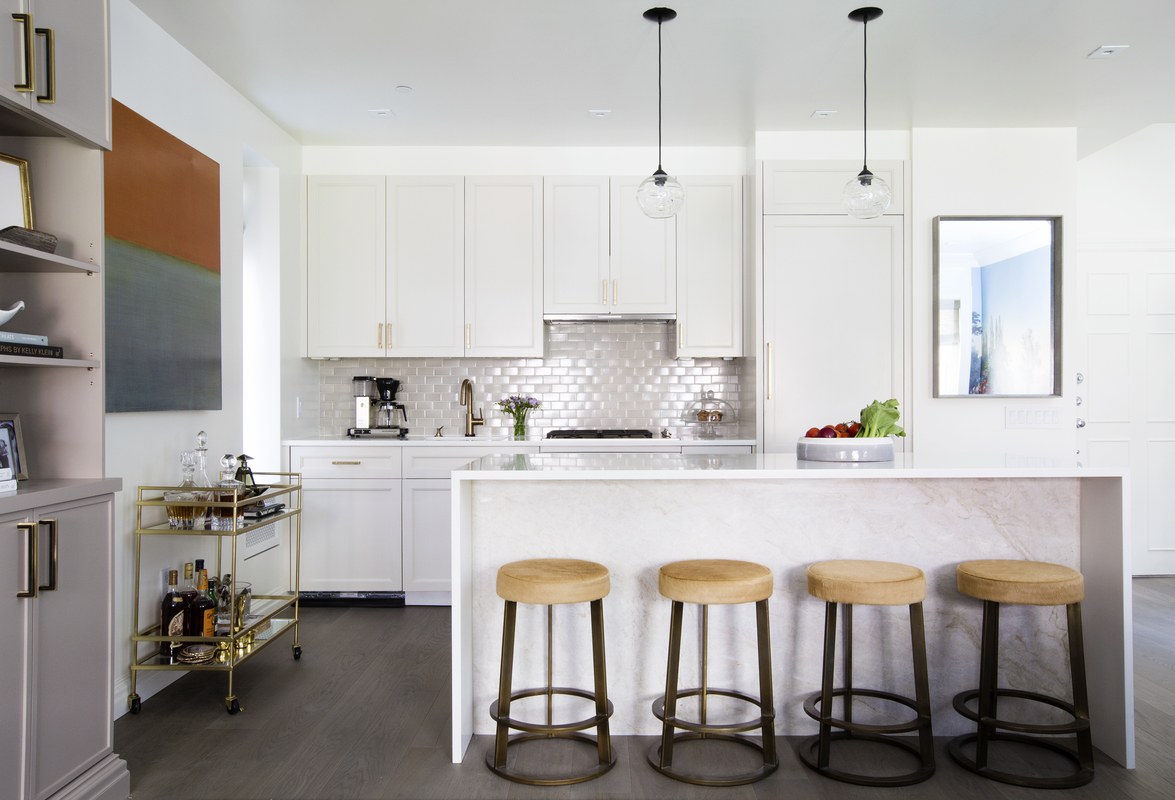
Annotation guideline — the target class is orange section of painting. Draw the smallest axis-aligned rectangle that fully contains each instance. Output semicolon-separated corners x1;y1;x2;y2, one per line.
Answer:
104;100;220;274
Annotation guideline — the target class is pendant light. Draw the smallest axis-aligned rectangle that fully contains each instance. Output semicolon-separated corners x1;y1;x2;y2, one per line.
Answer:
842;7;892;219
636;7;684;219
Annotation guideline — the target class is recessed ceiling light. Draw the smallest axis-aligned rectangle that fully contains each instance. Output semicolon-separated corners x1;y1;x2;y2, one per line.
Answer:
811;110;837;119
588;109;611;118
1087;45;1130;59
394;85;413;94
368;108;394;118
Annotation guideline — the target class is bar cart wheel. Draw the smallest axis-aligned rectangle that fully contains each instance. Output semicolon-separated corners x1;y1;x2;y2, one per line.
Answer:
226;697;242;715
128;694;141;715
293;644;303;660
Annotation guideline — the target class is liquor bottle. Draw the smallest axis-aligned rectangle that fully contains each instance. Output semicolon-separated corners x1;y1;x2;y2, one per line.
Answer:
189;568;217;638
179;561;199;635
160;569;186;658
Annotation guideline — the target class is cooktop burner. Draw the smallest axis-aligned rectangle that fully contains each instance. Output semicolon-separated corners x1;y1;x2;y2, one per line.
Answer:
545;429;655;439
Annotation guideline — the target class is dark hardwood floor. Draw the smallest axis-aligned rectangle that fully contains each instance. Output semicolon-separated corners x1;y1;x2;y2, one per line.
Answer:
115;579;1175;799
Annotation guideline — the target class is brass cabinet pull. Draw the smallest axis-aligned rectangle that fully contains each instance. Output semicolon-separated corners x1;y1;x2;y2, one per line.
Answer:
12;14;34;92
678;323;684;350
387;323;393;349
613;279;618;306
377;322;383;349
330;460;361;465
766;342;773;400
17;521;37;598
34;26;54;103
38;518;57;591
601;279;607;305
465;322;471;350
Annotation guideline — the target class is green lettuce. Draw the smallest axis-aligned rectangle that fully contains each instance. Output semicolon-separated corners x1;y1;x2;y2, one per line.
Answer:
857;398;905;438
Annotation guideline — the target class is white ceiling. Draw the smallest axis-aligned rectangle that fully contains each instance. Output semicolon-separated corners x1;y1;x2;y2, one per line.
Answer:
128;0;1174;156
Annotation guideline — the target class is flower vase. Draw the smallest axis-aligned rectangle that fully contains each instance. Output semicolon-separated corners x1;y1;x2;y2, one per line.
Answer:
512;415;527;441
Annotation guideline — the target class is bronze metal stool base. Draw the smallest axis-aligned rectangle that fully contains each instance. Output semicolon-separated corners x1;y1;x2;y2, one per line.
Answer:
647;732;777;787
486;730;617;786
949;599;1094;789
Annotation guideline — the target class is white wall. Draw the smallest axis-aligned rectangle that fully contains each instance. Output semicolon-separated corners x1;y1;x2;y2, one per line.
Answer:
910;128;1078;459
106;0;309;713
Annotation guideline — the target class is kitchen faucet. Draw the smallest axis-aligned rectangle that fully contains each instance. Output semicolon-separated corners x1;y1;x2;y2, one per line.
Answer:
459;378;484;437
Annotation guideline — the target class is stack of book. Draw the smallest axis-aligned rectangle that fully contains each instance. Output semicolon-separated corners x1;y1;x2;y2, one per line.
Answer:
0;329;63;358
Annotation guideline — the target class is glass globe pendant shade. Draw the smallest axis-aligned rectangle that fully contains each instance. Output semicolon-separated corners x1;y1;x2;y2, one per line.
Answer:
842;168;892;219
637;168;684;219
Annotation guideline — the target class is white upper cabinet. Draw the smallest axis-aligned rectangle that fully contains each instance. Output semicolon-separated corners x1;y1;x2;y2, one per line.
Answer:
386;177;464;357
464;176;543;357
306;176;386;358
761;159;904;215
543;176;675;317
675;176;743;358
0;0;110;149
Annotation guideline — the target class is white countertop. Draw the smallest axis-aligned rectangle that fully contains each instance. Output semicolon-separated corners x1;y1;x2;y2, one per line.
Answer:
456;451;1125;480
284;432;756;448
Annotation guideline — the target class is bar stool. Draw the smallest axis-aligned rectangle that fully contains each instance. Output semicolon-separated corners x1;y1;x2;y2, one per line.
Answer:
949;559;1094;788
487;558;615;785
799;559;935;786
648;559;777;786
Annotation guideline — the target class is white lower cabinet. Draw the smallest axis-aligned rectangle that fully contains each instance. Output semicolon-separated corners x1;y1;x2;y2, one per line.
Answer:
401;479;453;597
1;488;129;800
289;447;403;593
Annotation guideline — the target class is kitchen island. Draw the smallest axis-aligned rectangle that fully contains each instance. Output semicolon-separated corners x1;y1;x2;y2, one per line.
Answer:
450;452;1132;768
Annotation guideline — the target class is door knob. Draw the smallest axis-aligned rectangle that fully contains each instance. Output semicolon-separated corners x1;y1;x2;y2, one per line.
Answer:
1076;418;1086;429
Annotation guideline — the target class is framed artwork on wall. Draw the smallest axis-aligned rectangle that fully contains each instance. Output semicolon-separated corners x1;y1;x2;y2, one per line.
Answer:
933;216;1062;398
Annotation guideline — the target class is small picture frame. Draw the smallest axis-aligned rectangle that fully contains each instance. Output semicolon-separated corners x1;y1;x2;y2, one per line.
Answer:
0;413;28;480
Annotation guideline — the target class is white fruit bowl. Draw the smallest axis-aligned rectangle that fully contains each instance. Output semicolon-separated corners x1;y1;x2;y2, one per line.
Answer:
796;436;894;462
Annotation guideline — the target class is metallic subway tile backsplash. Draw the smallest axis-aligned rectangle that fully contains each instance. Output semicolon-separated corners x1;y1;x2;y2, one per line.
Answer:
317;321;746;437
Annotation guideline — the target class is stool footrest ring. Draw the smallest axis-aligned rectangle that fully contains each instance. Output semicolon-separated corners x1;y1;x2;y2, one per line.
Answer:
487;731;616;786
798;731;936;787
948;731;1094;789
647;732;778;787
651;687;774;736
952;688;1090;736
803;687;930;736
489;686;614;736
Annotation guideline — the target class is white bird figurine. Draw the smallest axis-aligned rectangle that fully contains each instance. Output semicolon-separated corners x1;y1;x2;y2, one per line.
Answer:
0;300;25;327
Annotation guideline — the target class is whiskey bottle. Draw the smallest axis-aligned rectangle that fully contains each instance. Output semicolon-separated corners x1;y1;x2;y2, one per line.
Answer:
179;561;199;635
160;569;185;658
189;568;217;638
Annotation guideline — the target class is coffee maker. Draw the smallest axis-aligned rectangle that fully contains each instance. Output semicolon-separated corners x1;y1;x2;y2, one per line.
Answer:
374;378;408;435
348;376;377;436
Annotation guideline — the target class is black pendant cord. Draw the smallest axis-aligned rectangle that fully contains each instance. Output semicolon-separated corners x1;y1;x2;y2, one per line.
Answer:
861;16;869;175
656;17;664;173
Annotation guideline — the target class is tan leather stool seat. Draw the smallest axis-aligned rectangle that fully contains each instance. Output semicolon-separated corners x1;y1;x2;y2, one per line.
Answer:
658;559;773;605
956;559;1084;606
496;558;610;605
807;560;926;606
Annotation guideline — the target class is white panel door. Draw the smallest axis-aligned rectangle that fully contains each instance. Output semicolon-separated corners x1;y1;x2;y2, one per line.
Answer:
401;479;452;593
543;176;610;315
299;481;402;592
0;509;33;800
610;176;676;314
306;176;386;357
386;177;464;357
762;215;904;452
465;176;543;357
676;176;742;357
1077;247;1175;574
28;0;110;149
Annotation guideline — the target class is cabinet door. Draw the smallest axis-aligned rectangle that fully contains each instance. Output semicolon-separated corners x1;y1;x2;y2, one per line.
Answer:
0;3;35;116
306;176;386;357
762;215;904;453
543;176;609;316
762;160;904;215
31;495;115;800
465;176;543;357
676;176;743;357
401;479;451;594
610;176;676;314
386;177;464;356
27;0;110;149
0;509;34;800
299;481;402;592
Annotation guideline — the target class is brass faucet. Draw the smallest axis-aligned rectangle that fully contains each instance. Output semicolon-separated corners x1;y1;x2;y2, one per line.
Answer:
459;378;484;437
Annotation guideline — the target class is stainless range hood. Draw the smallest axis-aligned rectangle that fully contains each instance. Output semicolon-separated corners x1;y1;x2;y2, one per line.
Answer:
544;314;675;322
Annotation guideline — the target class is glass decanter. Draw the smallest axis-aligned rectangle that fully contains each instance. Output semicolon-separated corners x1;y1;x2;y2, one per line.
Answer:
163;450;208;529
210;453;245;530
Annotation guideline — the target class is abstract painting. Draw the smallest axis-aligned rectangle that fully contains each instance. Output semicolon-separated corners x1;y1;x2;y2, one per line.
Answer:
104;100;221;412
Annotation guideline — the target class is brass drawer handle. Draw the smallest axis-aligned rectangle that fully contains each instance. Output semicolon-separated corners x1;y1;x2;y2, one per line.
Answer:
330;460;361;466
12;14;34;92
38;518;57;590
34;26;54;103
17;521;37;598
